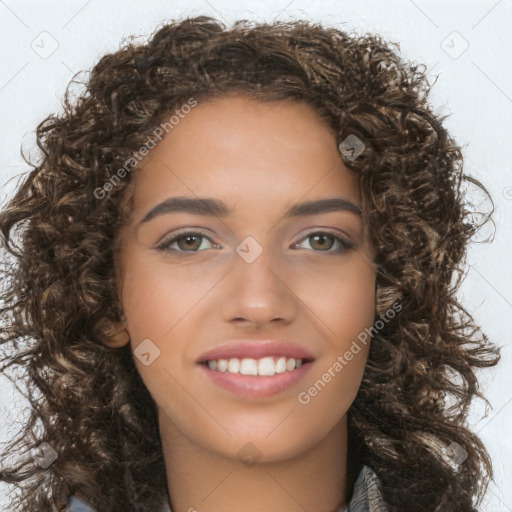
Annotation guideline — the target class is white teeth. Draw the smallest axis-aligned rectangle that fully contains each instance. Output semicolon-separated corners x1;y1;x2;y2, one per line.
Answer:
257;356;275;376
275;357;287;374
205;356;307;375
240;358;258;375
228;358;240;373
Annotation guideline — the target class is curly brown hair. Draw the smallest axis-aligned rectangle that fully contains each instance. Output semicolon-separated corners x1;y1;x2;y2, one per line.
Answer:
0;14;500;512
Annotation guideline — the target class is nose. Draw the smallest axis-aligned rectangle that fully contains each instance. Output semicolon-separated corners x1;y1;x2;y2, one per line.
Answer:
220;244;299;329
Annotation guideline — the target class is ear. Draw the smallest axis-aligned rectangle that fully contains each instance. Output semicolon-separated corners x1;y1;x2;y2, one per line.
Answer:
99;317;130;348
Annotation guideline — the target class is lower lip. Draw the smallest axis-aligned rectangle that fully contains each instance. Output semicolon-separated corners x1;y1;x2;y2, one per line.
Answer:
198;361;314;399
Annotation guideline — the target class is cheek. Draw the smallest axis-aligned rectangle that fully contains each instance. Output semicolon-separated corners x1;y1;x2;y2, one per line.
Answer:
120;258;211;412
295;254;376;341
295;255;375;403
333;267;376;342
120;255;214;343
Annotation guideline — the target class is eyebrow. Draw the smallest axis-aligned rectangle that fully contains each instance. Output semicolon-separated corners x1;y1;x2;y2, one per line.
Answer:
137;196;362;226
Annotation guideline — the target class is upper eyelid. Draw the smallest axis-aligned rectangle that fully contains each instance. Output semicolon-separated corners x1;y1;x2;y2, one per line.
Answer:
156;227;214;246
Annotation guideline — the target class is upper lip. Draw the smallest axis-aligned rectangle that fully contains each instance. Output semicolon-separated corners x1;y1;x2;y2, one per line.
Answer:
197;340;316;363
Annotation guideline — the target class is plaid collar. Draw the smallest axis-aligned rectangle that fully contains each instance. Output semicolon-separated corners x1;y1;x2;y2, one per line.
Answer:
346;465;388;512
65;465;387;512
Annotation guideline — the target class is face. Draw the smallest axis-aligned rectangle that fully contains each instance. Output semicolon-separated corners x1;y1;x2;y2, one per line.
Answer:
113;94;376;463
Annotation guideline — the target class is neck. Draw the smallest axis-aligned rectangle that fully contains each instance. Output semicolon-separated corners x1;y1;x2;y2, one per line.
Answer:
158;410;349;512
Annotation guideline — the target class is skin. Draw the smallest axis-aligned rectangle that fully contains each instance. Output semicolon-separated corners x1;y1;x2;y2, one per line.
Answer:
105;94;377;512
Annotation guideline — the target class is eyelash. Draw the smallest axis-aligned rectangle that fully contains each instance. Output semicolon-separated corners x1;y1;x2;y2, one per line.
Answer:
155;229;354;254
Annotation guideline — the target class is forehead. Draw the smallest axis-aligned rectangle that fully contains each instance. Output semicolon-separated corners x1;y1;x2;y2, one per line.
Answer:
127;94;360;216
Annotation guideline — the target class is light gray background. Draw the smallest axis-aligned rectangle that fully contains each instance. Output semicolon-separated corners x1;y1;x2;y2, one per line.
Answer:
0;0;511;510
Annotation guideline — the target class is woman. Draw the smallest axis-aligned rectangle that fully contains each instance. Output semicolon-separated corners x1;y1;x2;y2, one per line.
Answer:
0;15;500;512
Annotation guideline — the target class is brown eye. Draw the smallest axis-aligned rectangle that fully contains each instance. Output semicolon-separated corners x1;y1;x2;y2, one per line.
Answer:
309;233;335;251
176;234;203;251
156;232;219;253
293;231;354;253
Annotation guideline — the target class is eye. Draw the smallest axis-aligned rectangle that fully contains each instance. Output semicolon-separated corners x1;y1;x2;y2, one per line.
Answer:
156;231;220;253
155;230;354;255
292;231;354;253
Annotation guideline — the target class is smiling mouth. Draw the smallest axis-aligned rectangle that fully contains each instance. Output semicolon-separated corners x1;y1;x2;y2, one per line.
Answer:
199;356;315;376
